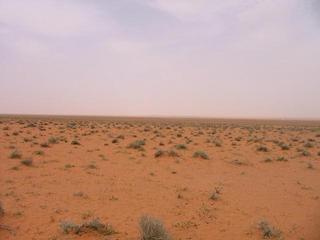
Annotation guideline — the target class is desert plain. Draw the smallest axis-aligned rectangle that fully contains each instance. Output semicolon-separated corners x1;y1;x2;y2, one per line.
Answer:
0;115;319;240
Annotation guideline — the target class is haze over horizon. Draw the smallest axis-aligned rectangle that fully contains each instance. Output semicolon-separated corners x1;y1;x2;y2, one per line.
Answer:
1;0;320;119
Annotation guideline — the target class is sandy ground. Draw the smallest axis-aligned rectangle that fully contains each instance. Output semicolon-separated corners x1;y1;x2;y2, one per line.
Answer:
0;116;319;240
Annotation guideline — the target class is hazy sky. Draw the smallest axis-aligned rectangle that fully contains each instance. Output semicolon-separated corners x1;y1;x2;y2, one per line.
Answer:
1;0;320;118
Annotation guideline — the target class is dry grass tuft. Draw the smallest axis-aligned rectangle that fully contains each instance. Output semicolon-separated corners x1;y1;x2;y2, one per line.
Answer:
139;215;171;240
60;218;115;236
10;150;22;159
193;151;209;160
258;220;281;238
21;158;33;166
128;140;145;150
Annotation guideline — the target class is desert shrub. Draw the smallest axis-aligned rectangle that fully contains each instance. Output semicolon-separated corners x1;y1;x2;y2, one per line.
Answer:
10;150;22;159
117;135;125;139
60;221;81;234
71;139;80;145
263;158;272;163
279;143;290;150
154;149;179;158
83;219;115;235
21;158;33;166
209;187;222;200
304;142;313;148
48;136;59;144
175;144;187;150
193;151;209;160
65;164;75;169
128;140;145;150
73;192;87;198
302;150;310;157
139;215;171;240
257;145;268;152
235;136;242;141
155;149;165;158
87;164;97;169
34;150;44;155
258;220;281;238
276;156;287;162
167;150;179;157
40;142;49;148
60;219;115;236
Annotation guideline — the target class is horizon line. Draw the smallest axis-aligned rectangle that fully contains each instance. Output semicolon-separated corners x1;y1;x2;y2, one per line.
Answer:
1;113;320;122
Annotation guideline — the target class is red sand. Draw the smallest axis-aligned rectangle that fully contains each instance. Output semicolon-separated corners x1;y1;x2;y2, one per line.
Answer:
0;116;319;239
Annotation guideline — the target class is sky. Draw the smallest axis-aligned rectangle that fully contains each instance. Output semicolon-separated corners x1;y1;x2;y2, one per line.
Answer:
0;0;320;119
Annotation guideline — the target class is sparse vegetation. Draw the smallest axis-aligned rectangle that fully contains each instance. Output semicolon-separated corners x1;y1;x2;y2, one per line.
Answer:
0;118;318;239
48;136;59;144
276;156;287;162
60;219;115;235
71;139;80;145
10;150;22;159
302;150;310;157
167;150;179;157
40;142;49;148
155;149;165;158
263;158;272;163
257;145;268;152
175;144;187;150
139;215;171;240
279;143;290;150
258;220;281;238
87;164;97;169
154;149;179;158
193;150;209;160
65;164;75;169
21;158;33;166
304;142;313;148
209;187;222;201
34;150;44;155
128;140;145;150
